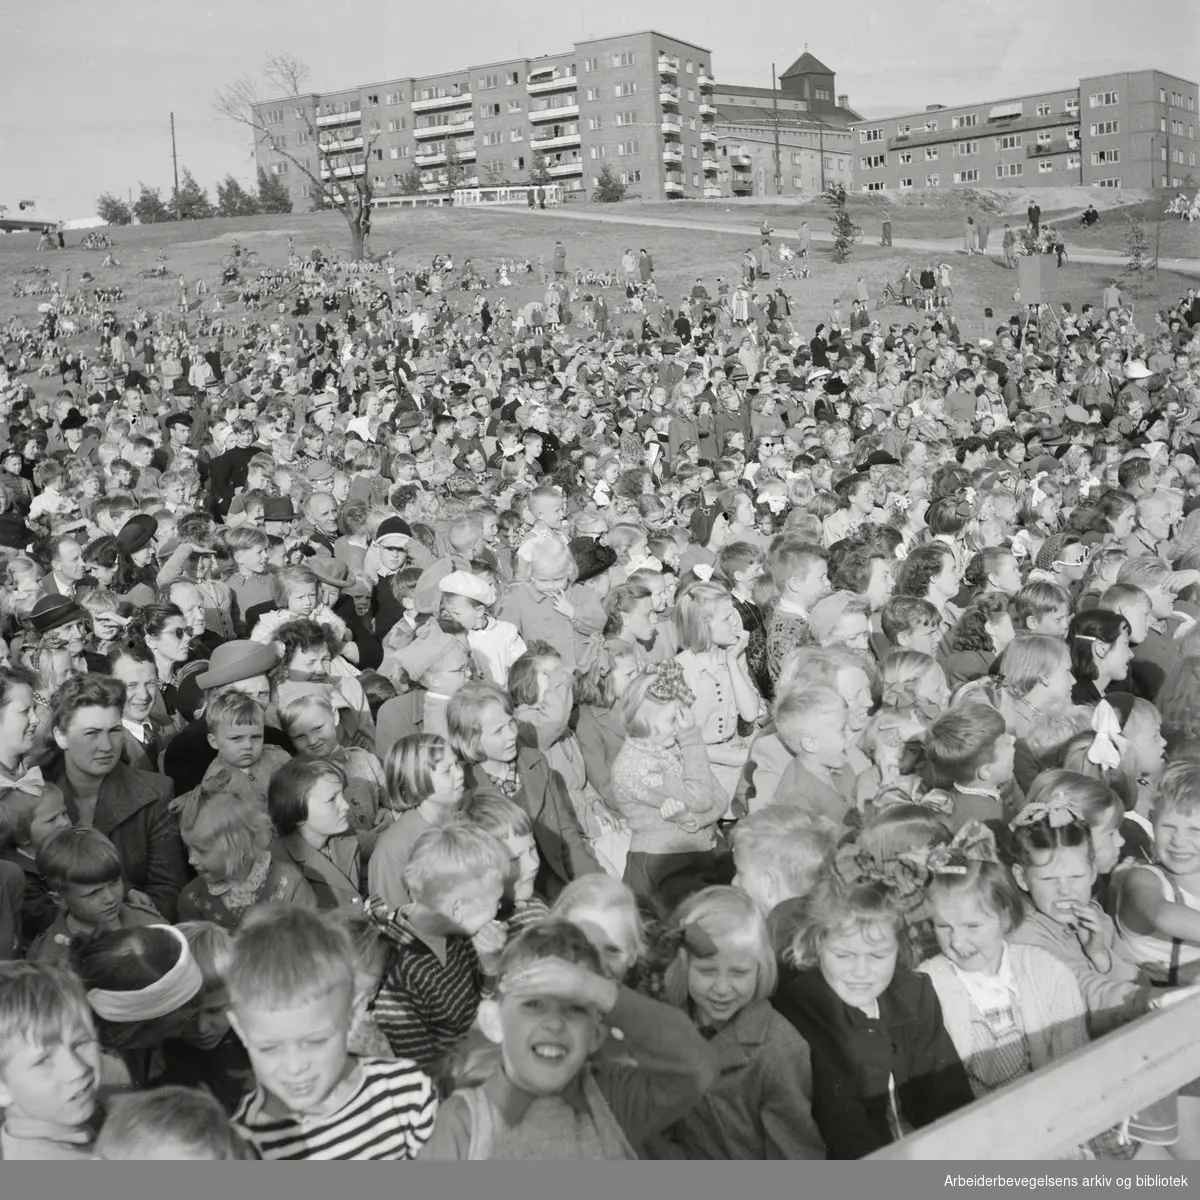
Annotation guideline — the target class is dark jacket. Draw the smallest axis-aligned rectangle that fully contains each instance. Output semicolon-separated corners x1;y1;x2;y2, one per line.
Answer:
52;760;188;922
772;966;973;1159
463;734;603;903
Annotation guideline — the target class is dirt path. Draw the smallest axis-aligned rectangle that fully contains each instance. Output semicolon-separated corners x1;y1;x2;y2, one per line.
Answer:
485;205;1200;276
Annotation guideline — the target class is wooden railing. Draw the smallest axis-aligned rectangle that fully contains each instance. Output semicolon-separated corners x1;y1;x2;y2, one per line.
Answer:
870;992;1200;1159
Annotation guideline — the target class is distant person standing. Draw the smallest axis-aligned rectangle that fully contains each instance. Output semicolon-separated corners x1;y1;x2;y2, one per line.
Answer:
622;247;636;283
1053;230;1066;268
1028;201;1041;236
527;187;536;209
552;240;566;280
56;221;65;249
1002;224;1017;268
963;216;979;255
638;247;654;283
977;213;990;253
1103;279;1122;312
881;210;892;248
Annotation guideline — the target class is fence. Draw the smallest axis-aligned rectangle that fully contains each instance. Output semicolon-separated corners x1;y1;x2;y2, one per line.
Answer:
452;184;563;207
869;991;1200;1159
374;194;453;209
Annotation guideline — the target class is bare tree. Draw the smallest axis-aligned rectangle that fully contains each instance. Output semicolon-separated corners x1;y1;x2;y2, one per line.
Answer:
214;53;379;260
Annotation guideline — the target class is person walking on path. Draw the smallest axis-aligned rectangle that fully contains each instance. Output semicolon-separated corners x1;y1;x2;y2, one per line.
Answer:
977;214;990;253
963;216;979;255
1028;201;1041;236
881;211;893;248
552;240;567;280
1002;224;1017;269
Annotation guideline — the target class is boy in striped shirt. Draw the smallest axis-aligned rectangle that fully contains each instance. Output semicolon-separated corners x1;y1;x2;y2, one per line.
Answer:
227;905;437;1160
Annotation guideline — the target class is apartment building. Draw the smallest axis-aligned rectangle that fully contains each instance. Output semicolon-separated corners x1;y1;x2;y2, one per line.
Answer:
251;30;716;204
711;53;859;198
848;68;1197;194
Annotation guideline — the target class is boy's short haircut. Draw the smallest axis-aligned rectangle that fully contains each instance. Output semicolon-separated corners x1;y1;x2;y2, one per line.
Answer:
96;1086;253;1160
0;961;96;1068
1153;760;1200;819
925;704;1008;786
205;689;265;734
1012;579;1070;624
279;690;337;734
731;806;835;895
717;540;766;580
458;793;534;841
227;904;355;1013
496;918;605;986
1116;555;1173;591
833;543;888;594
773;686;846;753
1097;583;1151;613
402;824;509;907
529;485;562;507
880;595;941;643
768;539;826;592
177;921;235;990
36;826;122;891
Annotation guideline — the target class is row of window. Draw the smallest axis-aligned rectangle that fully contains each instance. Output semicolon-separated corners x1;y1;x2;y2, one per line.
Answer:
865;154;1144;190
1163;148;1198;165
1160;88;1194;109
1165;119;1196;138
862;98;1079;141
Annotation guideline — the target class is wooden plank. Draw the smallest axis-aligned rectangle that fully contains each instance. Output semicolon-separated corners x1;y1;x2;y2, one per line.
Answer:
870;992;1200;1159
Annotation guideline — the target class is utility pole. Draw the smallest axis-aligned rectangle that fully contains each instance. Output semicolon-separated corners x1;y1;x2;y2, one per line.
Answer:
818;121;826;192
170;112;181;220
771;64;781;197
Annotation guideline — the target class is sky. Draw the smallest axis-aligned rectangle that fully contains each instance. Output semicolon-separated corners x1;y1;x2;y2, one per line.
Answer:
3;0;1196;219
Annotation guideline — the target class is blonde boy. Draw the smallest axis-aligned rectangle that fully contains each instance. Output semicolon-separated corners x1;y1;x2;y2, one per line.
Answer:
0;962;101;1160
228;905;436;1160
203;689;291;804
924;703;1016;830
774;687;857;827
765;541;830;681
95;1085;253;1160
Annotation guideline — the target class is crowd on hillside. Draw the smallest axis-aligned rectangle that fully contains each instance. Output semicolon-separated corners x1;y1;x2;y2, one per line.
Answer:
0;238;1198;1162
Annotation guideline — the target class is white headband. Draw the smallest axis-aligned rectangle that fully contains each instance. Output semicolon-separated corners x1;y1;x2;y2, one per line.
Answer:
87;925;203;1022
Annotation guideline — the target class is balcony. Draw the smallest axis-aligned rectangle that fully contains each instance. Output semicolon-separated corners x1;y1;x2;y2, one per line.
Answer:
731;178;753;195
527;70;577;95
1027;140;1078;157
698;73;714;89
698;102;716;118
703;185;722;198
702;157;719;172
731;150;751;166
320;135;363;153
701;128;717;144
316;109;362;128
529;102;578;123
414;118;473;140
547;160;583;177
411;90;471;113
665;178;685;195
530;129;581;151
658;54;679;77
661;116;682;136
660;85;680;108
662;147;683;165
319;163;367;179
414;151;446;167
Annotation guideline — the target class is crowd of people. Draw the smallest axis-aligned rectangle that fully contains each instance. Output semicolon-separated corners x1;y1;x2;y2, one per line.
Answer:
0;228;1199;1163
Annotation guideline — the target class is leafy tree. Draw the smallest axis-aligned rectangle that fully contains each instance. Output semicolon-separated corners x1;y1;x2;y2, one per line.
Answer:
528;149;551;186
593;165;626;203
216;54;374;258
395;167;424;196
173;168;214;220
132;183;171;225
216;175;260;217
95;192;132;225
256;168;293;214
444;139;464;191
825;182;854;263
483;162;510;187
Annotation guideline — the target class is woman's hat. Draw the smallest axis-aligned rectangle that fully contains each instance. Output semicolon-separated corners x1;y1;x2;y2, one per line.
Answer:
304;461;335;483
115;514;157;555
196;640;280;691
438;570;496;606
0;514;32;550
261;497;298;523
29;594;85;636
307;555;353;591
569;536;618;583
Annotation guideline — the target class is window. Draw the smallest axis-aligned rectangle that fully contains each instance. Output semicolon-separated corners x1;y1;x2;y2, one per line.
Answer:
791;175;805;187
1090;120;1119;136
1174;91;1183;106
585;87;600;102
862;181;885;192
925;146;939;160
692;173;700;186
615;82;636;98
1036;102;1051;116
952;113;978;129
896;123;911;138
899;177;913;189
372;148;383;161
1065;97;1079;113
996;134;1022;150
925;174;939;187
269;135;286;150
479;103;500;118
1162;87;1168;103
482;131;501;146
388;147;399;159
367;120;380;135
582;57;598;72
1172;119;1185;135
385;90;404;105
613;51;635;67
270;162;288;175
1192;151;1197;167
295;131;309;145
617;140;638;155
996;162;1023;177
859;127;883;142
299;185;311;198
506;71;519;86
615;111;637;126
690;145;699;158
1161;146;1169;161
1089;91;1118;107
1067;127;1080;146
687;88;695;102
507;100;522;114
387;119;402;133
954;141;978;156
924;120;938;132
367;94;379;106
509;129;523;142
512;156;524;170
860;154;885;169
899;150;913;164
1037;130;1052;145
953;169;980;183
1094;178;1121;188
689;117;696;130
589;146;606;159
1091;149;1120;164
791;151;804;165
1066;154;1080;169
620;169;642;184
814;88;831;100
398;145;410;158
1038;159;1054;173
685;59;694;73
587;115;602;130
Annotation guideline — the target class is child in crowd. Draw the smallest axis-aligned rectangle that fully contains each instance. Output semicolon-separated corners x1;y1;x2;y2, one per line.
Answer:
924;704;1017;831
879;595;943;659
228;905;437;1159
773;687;857;828
459;793;548;937
201;689;292;805
29;827;162;963
652;886;825;1159
418;918;719;1159
172;774;316;928
95;1085;254;1160
551;874;659;996
0;780;72;950
333;908;395;1060
765;542;829;681
861;651;948;803
941;594;1016;689
250;565;358;666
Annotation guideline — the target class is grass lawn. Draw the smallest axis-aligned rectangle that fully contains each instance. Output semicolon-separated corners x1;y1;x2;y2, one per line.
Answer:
2;207;1193;364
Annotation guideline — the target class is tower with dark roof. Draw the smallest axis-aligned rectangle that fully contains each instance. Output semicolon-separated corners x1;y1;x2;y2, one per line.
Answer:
779;51;837;111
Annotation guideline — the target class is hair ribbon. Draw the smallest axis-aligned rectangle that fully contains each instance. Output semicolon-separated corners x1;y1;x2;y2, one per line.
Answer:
905;820;998;877
662;921;720;959
86;926;204;1022
1010;797;1084;831
1087;700;1125;771
644;660;695;707
0;765;44;797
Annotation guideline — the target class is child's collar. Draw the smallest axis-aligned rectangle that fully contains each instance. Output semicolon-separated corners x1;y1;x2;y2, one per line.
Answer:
1;1111;94;1147
489;1063;592;1123
260;1056;363;1124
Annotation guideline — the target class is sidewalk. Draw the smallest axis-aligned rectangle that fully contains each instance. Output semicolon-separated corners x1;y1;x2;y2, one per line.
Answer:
486;205;1200;276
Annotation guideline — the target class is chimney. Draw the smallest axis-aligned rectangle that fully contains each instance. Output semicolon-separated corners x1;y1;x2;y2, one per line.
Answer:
837;93;848;109
925;103;947;112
